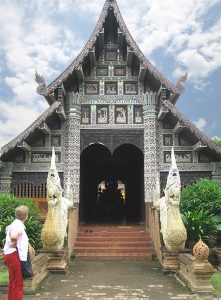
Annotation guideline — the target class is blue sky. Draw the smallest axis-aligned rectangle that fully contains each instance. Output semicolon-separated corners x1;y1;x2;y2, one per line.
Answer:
0;0;221;148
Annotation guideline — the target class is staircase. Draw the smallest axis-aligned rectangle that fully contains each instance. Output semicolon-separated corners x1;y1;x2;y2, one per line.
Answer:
74;225;153;261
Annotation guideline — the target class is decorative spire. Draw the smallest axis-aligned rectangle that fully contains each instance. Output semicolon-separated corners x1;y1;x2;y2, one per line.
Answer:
35;70;46;95
48;147;62;189
169;147;181;186
171;147;177;169
51;147;56;169
176;72;188;87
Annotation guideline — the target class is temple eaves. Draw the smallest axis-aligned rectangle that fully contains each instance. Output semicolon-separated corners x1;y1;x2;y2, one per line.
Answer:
38;0;184;103
162;100;221;157
0;101;62;159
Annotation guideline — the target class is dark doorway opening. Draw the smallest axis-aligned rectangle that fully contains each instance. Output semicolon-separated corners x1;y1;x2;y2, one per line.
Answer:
80;143;144;224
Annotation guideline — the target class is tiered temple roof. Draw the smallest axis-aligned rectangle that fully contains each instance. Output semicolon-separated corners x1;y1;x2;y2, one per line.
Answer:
0;0;220;162
41;0;184;105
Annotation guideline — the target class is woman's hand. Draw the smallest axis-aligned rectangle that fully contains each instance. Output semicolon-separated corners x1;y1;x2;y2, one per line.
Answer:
9;232;18;248
9;239;17;248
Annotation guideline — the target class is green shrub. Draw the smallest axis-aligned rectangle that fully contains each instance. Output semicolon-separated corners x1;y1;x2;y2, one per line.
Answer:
181;210;218;245
0;194;39;220
211;136;221;147
212;215;221;245
0;194;42;249
180;178;221;215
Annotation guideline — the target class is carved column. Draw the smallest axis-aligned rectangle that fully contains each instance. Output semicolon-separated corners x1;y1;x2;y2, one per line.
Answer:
143;98;160;225
64;105;81;203
0;162;13;193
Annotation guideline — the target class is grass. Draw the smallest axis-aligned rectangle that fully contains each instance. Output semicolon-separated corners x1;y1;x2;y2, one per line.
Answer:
211;271;221;296
0;268;9;285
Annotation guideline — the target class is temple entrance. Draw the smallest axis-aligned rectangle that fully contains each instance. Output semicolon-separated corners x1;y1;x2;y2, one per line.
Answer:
80;143;144;224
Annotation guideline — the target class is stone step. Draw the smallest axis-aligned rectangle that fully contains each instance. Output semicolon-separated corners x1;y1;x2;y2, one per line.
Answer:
76;236;151;243
74;247;152;254
74;252;152;261
75;241;152;247
78;226;148;232
74;225;153;261
77;232;150;238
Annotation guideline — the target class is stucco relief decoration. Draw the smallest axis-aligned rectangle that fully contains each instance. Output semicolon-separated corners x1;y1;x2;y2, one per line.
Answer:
41;148;73;251
115;105;127;124
155;147;187;252
144;116;159;199
64;110;81;203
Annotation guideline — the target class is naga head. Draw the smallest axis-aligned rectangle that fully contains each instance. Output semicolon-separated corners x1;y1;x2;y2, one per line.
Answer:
47;148;62;192
165;147;181;206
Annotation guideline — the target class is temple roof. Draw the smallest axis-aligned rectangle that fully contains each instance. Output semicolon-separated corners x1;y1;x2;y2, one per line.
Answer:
162;100;221;157
0;101;61;160
41;0;183;102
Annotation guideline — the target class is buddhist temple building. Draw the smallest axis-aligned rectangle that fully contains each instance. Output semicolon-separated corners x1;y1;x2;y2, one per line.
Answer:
0;0;221;226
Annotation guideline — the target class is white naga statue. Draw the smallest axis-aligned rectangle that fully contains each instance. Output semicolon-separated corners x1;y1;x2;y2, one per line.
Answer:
155;147;187;252
41;148;73;251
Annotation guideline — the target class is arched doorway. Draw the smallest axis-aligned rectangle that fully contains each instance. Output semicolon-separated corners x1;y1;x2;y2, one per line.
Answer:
80;143;144;224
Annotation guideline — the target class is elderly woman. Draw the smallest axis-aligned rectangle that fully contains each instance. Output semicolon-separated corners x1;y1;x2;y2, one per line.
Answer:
3;205;32;300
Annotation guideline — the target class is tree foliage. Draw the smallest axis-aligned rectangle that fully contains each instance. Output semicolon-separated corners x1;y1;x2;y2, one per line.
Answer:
212;136;221;147
180;178;221;215
180;179;221;245
0;194;42;249
182;210;217;244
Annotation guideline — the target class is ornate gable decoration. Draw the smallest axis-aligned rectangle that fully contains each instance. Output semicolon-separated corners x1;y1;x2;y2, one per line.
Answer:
40;0;182;99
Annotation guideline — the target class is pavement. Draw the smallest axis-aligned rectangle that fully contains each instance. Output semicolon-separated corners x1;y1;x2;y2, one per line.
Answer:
22;260;217;300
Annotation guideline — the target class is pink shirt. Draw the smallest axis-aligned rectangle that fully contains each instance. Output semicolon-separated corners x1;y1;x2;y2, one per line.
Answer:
3;219;28;261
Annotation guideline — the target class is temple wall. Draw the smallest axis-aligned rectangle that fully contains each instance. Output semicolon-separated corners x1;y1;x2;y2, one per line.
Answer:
67;206;79;258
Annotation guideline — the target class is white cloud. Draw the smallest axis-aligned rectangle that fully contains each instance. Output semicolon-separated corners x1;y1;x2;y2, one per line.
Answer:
193;117;207;132
0;99;48;147
0;0;221;147
118;0;221;87
0;0;85;147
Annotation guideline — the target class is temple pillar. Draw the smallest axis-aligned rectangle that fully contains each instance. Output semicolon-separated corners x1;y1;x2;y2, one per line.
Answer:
143;95;160;227
0;162;13;193
63;104;81;257
64;105;81;203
